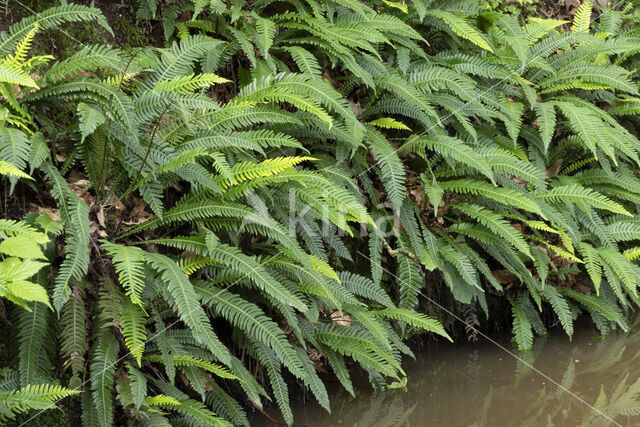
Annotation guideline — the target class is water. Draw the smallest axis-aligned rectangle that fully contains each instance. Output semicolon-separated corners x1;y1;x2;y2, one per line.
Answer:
256;322;640;426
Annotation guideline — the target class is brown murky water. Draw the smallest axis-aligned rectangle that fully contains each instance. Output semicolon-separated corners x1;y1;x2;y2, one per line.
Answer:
257;322;640;426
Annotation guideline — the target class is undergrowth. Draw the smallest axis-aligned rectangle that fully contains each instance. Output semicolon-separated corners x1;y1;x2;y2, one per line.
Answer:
1;0;640;425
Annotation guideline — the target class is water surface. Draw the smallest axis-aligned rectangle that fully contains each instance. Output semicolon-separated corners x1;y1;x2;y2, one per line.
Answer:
259;323;640;426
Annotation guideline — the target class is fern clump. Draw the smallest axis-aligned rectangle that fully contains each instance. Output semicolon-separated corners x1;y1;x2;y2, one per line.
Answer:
1;0;640;425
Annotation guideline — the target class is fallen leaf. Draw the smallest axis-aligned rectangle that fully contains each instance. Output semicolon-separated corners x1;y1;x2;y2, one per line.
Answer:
331;311;352;327
546;158;563;178
31;204;61;221
492;269;517;284
96;205;106;227
348;99;364;116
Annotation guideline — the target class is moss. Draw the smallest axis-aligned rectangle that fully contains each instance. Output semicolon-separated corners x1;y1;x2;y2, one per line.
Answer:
112;15;154;48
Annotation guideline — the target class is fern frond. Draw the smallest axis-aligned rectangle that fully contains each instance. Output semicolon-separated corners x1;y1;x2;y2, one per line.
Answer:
101;241;146;306
414;135;494;181
560;288;626;329
0;384;80;422
376;308;452;341
208;243;308;311
542;286;573;337
120;298;147;367
572;2;592;33
510;298;534;351
153;73;229;94
144;252;230;364
60;287;87;388
367;128;406;209
455;203;532;258
427;9;493;52
90;331;119;427
538;184;631;216
439;179;542;216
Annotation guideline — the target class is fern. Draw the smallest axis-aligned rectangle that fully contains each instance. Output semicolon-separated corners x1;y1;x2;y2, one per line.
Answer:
196;283;306;378
101;242;146;307
439;179;542;216
144;252;231;364
367;127;406;209
427;9;493;52
375;308;452;341
542;286;573;337
456;203;532;258
0;384;80;422
0;4;112;57
17;303;51;386
510;298;534;351
90;331;119;427
537;184;631;217
60;287;87;388
414;135;494;181
5;2;640;425
119;298;147;367
53;195;90;311
572;1;592;33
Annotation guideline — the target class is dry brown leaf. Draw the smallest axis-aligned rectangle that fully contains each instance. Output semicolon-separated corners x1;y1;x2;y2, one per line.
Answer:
31;204;61;221
125;197;153;225
330;311;352;327
409;187;423;208
546;158;563;178
492;269;517;284
348;99;364;116
96;205;106;227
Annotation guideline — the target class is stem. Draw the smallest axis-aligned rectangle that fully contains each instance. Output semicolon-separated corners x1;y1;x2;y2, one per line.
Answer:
124;102;171;199
378;234;426;278
248;398;284;425
96;121;111;202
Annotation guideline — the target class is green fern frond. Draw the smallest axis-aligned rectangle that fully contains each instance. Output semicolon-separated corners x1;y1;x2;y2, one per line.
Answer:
560;288;626;329
144;252;231;364
0;62;37;87
120;298;147;367
90;331;119;427
218;156;314;189
414;135;494;181
510;298;534;351
368;117;411;130
537;184;631;216
367;128;406;209
0;383;80;422
0;4;112;57
572;2;592;33
101;242;146;307
427;9;493;52
60;287;87;388
455;203;532;258
439;179;543;216
542;286;573;337
147;354;236;379
154;73;229;94
375;308;452;341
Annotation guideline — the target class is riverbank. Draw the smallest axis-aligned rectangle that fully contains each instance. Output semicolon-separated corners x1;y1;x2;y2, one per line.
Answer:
259;320;638;426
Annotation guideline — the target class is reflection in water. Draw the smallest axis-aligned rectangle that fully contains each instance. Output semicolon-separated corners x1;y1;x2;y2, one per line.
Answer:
260;324;640;426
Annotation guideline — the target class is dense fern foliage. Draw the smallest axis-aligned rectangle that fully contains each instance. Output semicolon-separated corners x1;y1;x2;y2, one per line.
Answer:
2;0;640;424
